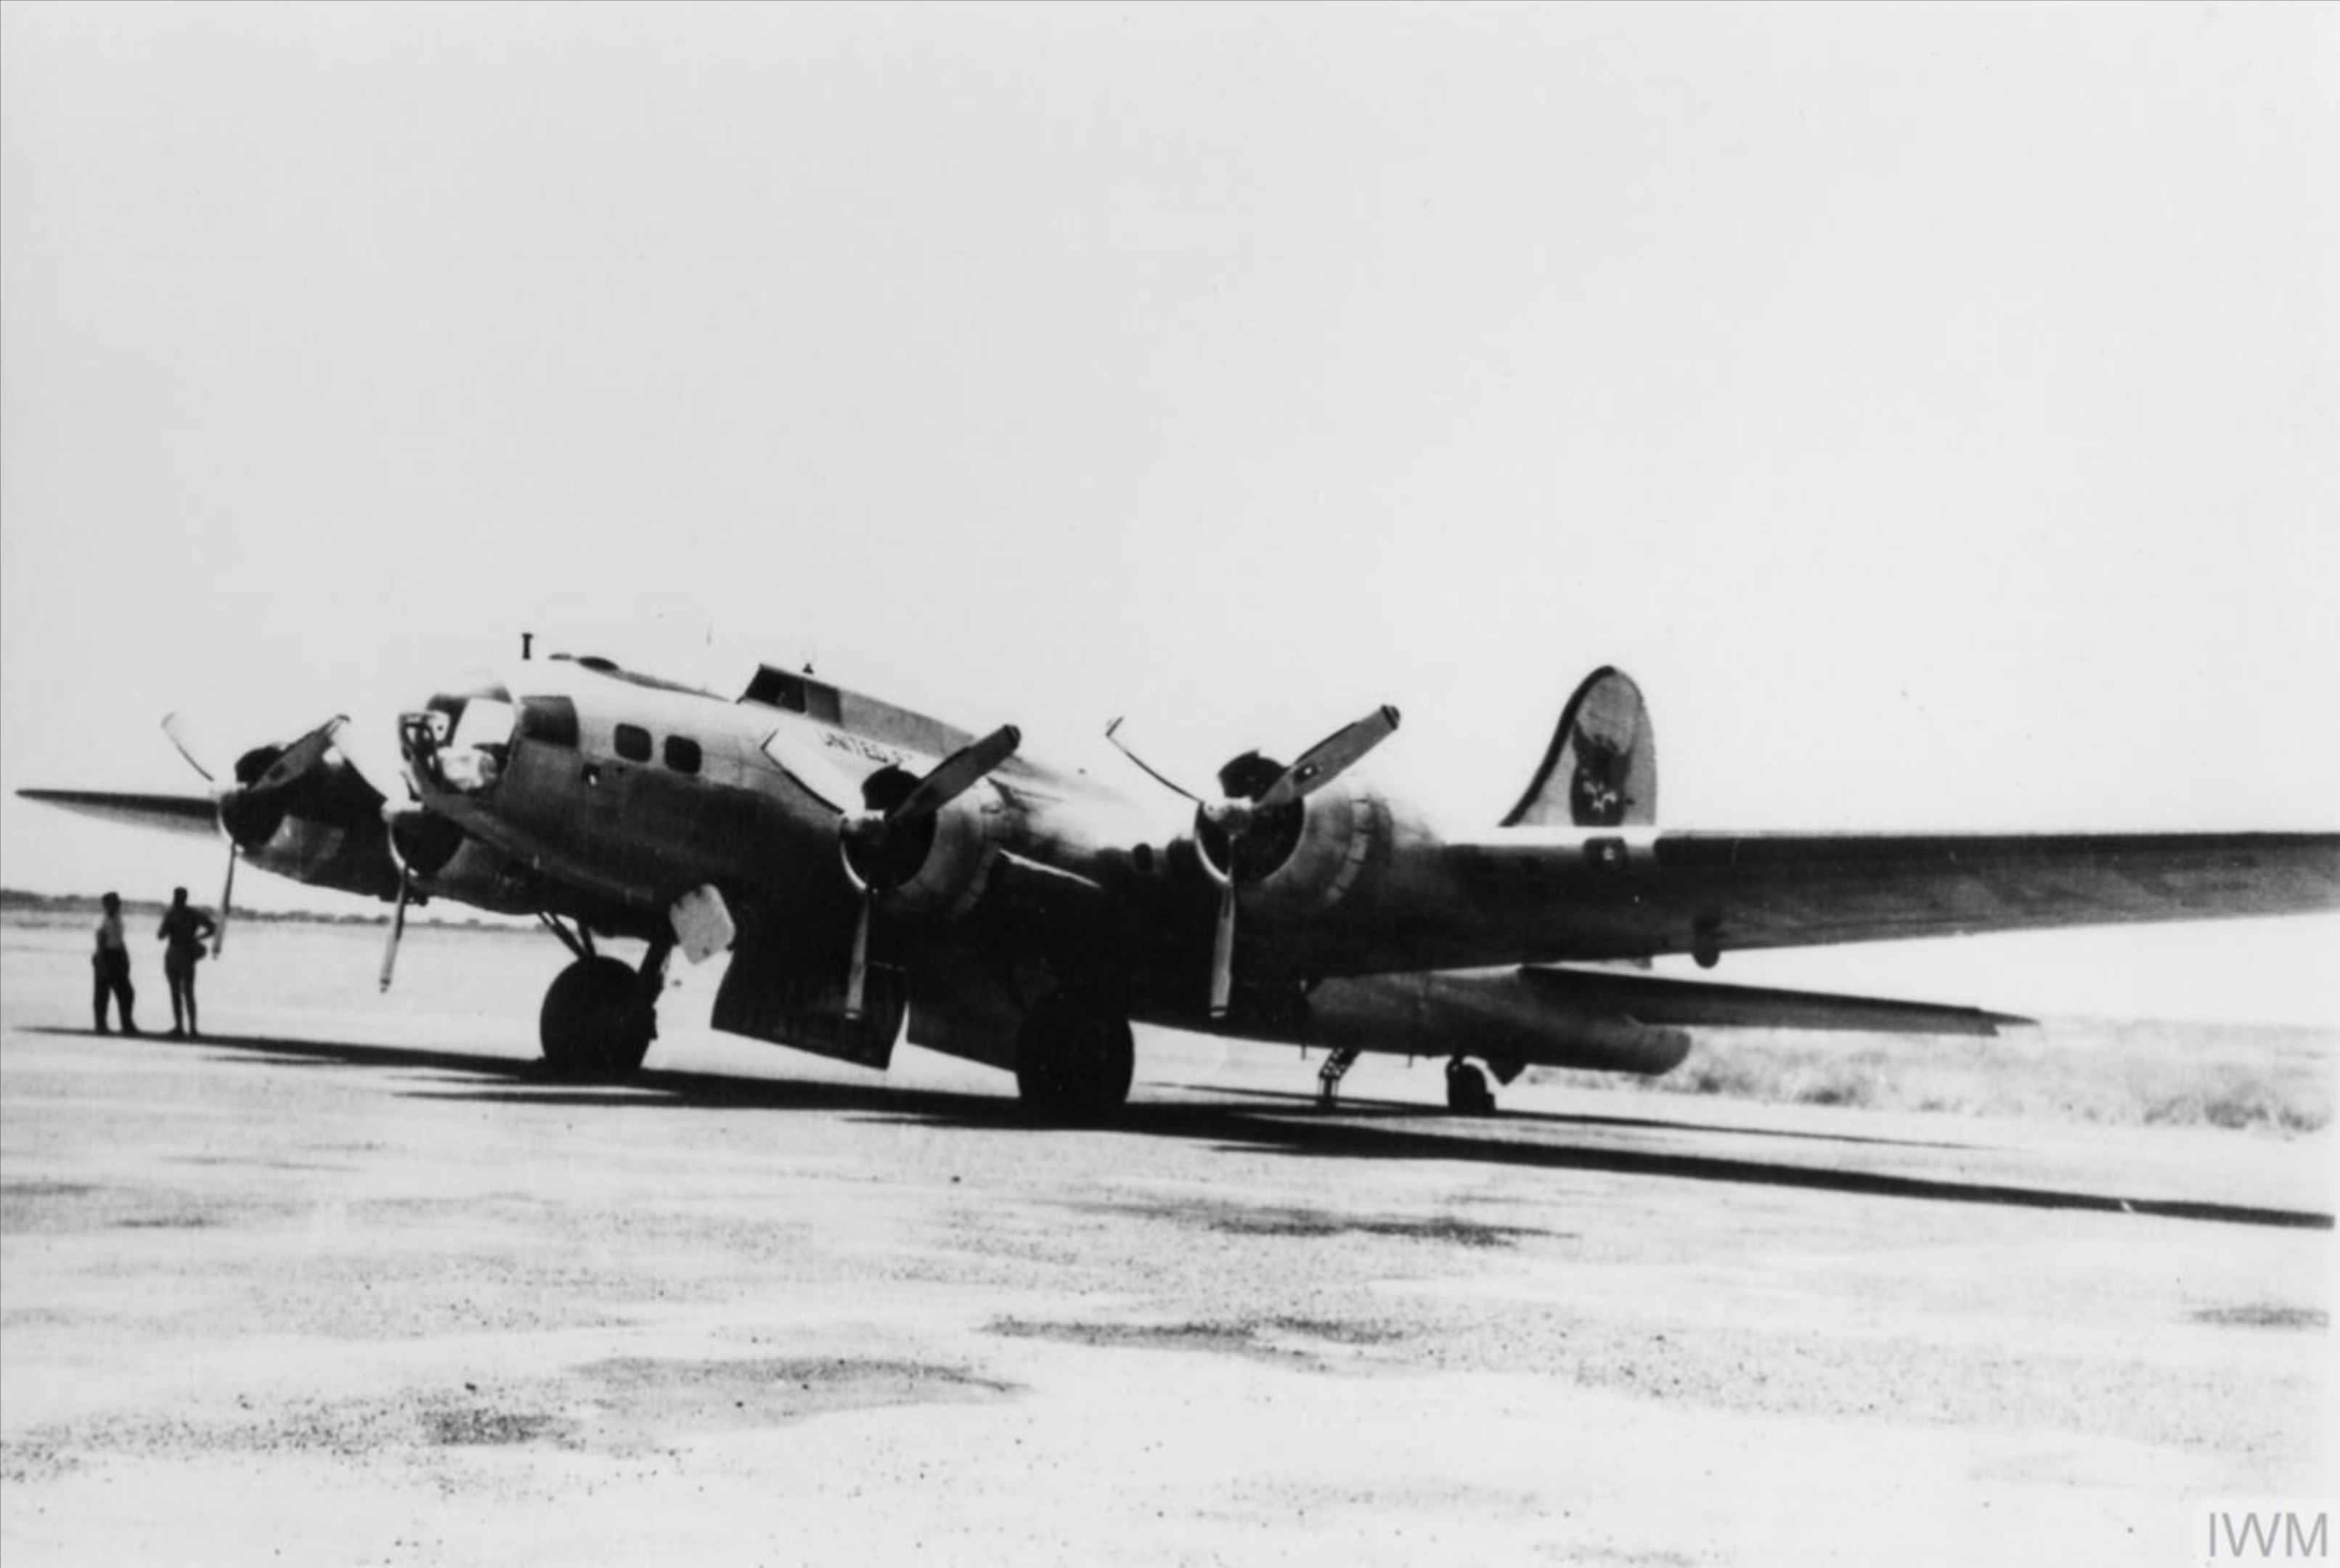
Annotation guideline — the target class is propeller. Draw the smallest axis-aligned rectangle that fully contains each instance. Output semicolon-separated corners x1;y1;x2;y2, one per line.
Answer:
163;709;422;976
375;800;460;995
163;714;237;955
764;724;1022;1019
161;712;227;787
215;840;237;960
162;711;356;960
378;867;409;992
343;716;422;994
1106;704;1399;1018
245;716;346;794
334;710;419;812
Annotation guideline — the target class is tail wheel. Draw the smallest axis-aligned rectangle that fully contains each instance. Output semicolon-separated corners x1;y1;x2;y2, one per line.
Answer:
1015;1000;1134;1120
1444;1058;1495;1116
540;955;653;1080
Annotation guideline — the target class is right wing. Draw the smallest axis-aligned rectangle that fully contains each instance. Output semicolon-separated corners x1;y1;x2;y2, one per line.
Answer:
1437;829;2340;967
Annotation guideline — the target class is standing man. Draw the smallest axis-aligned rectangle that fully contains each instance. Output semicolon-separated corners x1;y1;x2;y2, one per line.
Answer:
91;891;138;1034
156;886;216;1040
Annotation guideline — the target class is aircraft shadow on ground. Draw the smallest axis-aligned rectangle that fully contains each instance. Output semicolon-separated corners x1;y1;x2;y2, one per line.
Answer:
1168;1081;1984;1151
31;1026;2331;1233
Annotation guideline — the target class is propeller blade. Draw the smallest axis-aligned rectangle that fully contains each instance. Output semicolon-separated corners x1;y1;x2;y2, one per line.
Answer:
1104;718;1207;803
378;870;409;992
337;713;415;807
1208;881;1236;1019
843;888;873;1021
759;727;863;816
1257;705;1401;809
250;716;351;794
890;725;1021;823
161;713;224;788
213;844;237;960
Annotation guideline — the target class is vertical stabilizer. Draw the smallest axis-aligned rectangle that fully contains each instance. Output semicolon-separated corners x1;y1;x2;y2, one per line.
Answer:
1501;667;1655;828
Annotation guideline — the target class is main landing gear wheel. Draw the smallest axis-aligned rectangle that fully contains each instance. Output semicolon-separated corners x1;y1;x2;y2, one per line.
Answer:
1014;1000;1135;1122
1444;1058;1495;1116
539;955;654;1081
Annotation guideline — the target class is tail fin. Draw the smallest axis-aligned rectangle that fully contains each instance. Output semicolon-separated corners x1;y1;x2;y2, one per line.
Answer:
1501;666;1655;828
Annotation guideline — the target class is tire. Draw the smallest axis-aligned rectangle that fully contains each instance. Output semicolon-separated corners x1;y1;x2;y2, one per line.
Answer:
539;956;653;1080
1015;1001;1134;1121
1444;1058;1494;1116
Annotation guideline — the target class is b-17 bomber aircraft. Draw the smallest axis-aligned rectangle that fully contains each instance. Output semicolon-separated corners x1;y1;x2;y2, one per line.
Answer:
23;650;2340;1116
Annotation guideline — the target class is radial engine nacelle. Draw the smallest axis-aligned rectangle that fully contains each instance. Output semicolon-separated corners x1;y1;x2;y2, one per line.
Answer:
762;722;1025;1018
1194;764;1389;925
164;714;402;902
1109;706;1402;1017
385;809;546;915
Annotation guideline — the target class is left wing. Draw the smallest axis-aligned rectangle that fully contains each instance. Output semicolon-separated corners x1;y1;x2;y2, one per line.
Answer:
16;789;219;840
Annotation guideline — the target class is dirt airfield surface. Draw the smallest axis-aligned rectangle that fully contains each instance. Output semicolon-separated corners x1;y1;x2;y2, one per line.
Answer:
1;915;2332;1567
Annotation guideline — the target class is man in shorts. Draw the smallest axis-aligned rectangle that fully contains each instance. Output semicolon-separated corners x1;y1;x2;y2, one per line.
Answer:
156;886;218;1040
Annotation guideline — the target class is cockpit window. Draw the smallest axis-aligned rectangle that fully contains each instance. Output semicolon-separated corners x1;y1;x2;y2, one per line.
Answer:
743;666;841;722
664;735;703;775
743;667;806;711
423;671;514;735
613;724;652;762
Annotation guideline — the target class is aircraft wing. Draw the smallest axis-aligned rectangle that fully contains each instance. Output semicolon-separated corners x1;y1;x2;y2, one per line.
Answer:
15;789;219;841
1435;830;2340;966
1516;964;2028;1034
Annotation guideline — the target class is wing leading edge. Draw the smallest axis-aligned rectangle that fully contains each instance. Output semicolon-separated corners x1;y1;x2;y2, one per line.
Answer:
15;789;220;841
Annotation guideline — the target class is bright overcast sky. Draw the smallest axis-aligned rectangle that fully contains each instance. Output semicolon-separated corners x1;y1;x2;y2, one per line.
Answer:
3;2;2335;1024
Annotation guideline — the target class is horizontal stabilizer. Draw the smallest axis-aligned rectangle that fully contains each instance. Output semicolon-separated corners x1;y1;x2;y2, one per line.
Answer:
17;789;219;841
1518;964;2027;1037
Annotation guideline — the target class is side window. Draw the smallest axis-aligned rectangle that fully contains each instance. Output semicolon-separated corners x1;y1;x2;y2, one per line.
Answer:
518;696;579;748
613;724;651;762
664;735;702;775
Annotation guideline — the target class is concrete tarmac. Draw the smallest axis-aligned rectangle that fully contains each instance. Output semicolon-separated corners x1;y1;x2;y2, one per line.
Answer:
2;918;2331;1566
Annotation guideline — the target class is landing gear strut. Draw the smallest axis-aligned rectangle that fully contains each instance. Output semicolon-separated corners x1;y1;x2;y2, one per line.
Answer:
538;932;670;1081
1444;1057;1495;1116
1316;1045;1361;1108
1015;997;1134;1121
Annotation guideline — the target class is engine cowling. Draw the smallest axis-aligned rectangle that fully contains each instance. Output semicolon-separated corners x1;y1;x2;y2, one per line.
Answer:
760;720;1027;1021
843;764;1008;920
386;810;544;914
1106;705;1402;1020
1196;767;1387;926
216;730;401;901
